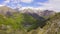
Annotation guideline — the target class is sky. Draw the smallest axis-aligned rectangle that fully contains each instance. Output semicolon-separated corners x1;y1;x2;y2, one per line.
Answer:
0;0;60;12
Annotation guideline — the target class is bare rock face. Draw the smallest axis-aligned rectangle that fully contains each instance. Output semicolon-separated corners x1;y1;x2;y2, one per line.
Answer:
20;9;55;16
40;10;55;16
0;6;55;17
20;9;55;20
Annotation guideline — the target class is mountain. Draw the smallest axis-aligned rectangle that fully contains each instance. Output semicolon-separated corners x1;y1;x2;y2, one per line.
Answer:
20;8;55;16
0;6;56;20
20;9;55;20
0;6;17;14
0;6;55;18
0;6;60;34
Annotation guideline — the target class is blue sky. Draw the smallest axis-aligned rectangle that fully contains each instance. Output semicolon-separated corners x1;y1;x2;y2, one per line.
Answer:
0;0;48;7
0;0;60;12
20;0;48;7
0;0;5;4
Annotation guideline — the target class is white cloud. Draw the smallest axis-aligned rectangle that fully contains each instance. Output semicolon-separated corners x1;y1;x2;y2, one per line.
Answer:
0;5;5;7
37;0;60;12
2;0;33;8
0;0;60;12
20;0;33;3
1;0;21;9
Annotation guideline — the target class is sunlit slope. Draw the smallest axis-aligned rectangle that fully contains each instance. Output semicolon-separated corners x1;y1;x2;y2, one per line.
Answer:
42;13;60;34
0;6;17;14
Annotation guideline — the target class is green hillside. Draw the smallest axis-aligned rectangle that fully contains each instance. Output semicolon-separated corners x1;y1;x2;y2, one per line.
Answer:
0;6;60;34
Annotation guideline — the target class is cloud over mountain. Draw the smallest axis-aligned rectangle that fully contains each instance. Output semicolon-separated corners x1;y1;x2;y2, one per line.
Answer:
0;0;60;12
37;0;60;12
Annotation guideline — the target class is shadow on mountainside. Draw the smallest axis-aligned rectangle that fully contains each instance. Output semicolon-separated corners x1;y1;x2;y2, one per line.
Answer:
22;12;47;32
1;10;51;32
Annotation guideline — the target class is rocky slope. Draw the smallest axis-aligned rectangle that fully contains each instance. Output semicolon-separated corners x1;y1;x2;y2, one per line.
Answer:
43;13;60;34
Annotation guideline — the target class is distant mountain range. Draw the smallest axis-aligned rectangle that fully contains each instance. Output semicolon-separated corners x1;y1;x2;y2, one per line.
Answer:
0;6;55;17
